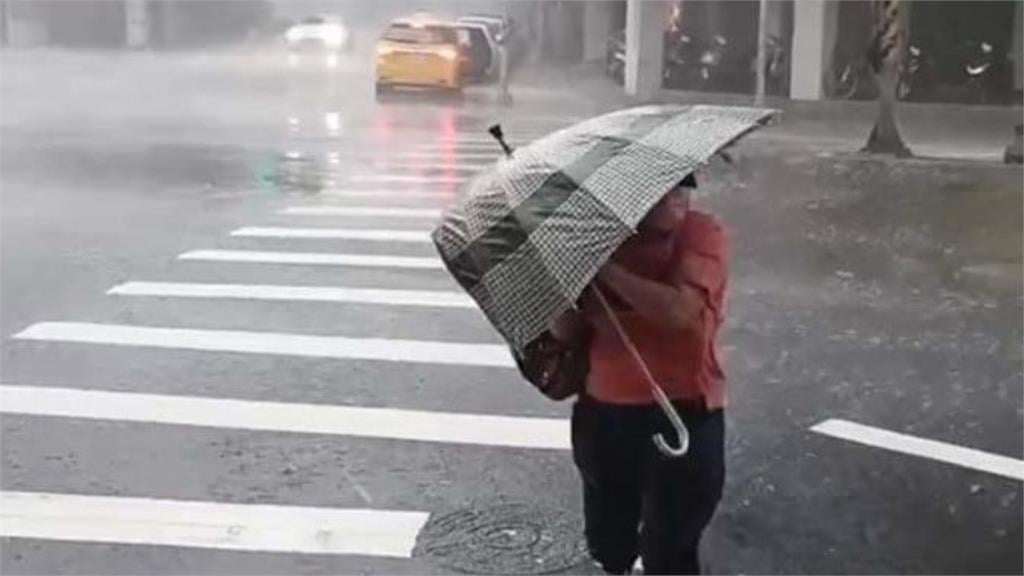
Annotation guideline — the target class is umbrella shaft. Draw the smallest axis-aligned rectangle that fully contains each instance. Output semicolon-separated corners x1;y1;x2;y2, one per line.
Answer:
593;287;690;454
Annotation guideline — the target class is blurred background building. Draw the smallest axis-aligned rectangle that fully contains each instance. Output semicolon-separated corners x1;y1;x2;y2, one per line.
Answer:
2;0;1021;105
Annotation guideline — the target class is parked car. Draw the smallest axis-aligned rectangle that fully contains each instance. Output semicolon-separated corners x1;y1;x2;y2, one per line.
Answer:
375;17;463;97
454;24;494;81
454;20;500;79
286;15;351;52
459;13;510;41
458;14;523;64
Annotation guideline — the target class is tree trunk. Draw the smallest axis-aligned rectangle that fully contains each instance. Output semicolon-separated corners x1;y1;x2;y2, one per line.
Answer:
863;0;912;156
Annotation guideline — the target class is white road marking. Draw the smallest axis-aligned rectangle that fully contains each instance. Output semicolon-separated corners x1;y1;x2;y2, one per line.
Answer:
178;250;444;269
231;227;432;243
281;206;442;219
348;174;470;185
13;323;513;367
810;419;1024;481
108;281;475;308
0;385;569;450
0;491;428;557
320;189;452;199
447;134;544;142
412;142;530;151
365;161;489;172
384;151;499;161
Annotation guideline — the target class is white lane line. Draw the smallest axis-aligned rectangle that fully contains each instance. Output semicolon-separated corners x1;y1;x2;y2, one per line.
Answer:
178;250;444;269
231;227;432;243
0;491;428;557
348;175;470;185
320;189;452;199
108;282;476;308
385;151;499;161
413;141;515;150
281;206;441;219
366;162;489;172
0;385;569;450
810;419;1024;481
12;323;513;368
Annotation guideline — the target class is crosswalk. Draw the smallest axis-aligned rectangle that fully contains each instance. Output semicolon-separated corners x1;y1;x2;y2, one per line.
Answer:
230;227;433;242
177;249;445;269
1;116;577;568
108;282;476;307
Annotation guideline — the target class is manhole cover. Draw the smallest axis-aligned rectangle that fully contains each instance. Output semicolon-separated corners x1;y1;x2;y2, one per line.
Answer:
413;502;588;574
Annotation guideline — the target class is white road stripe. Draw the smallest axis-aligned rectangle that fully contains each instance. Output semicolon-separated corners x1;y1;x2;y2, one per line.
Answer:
811;419;1024;481
231;227;432;243
0;385;569;450
320;189;452;199
366;162;488;172
0;491;428;557
108;281;476;308
281;206;441;219
13;323;513;367
384;151;499;161
416;137;539;148
349;174;469;185
178;250;444;269
445;134;544;142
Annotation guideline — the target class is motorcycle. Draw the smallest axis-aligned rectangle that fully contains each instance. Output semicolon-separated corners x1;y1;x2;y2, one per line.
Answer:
605;30;626;85
761;34;788;96
834;38;1007;104
662;32;700;89
963;39;1008;104
833;43;924;101
663;33;750;93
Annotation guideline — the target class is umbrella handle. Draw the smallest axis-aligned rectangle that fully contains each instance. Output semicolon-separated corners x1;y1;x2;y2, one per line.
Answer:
593;286;690;458
487;124;515;158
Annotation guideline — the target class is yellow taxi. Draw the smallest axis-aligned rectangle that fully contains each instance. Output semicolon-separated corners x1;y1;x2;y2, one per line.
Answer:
375;16;463;96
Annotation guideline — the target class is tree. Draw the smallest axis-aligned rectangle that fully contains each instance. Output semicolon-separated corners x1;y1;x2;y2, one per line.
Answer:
863;0;912;157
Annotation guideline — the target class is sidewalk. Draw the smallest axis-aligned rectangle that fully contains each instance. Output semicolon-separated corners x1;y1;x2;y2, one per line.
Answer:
498;62;1024;163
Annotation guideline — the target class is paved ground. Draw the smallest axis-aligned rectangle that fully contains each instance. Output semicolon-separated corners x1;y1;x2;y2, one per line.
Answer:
1;44;1022;575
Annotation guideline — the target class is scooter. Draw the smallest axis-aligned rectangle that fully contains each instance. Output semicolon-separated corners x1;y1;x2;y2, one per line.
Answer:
662;32;700;89
605;30;626;85
963;39;1007;104
762;34;788;96
834;43;924;101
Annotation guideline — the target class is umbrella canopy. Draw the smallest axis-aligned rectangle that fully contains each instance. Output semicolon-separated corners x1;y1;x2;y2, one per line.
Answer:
433;104;775;351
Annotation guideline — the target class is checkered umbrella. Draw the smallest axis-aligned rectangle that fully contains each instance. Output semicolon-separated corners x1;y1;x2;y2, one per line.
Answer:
433;105;775;352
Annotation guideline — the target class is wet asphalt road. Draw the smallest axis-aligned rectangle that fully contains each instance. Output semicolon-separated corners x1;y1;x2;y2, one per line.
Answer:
1;46;1022;575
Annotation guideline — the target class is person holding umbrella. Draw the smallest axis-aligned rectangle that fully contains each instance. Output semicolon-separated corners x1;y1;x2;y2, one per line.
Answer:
567;172;727;575
433;105;773;576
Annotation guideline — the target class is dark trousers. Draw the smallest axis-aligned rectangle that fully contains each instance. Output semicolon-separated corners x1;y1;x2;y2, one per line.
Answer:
571;396;725;575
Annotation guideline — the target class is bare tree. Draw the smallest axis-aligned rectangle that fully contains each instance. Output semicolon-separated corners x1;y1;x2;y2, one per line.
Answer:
863;0;912;156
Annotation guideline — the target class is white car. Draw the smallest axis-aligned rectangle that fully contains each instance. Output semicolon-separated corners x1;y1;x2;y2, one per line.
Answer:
458;14;521;63
286;15;351;51
458;14;509;41
454;20;500;78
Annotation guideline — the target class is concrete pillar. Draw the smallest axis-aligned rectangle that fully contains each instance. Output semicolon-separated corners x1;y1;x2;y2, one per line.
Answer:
5;0;48;46
532;0;545;62
583;0;612;62
1;0;10;45
624;0;667;98
789;0;838;100
125;0;149;49
1013;0;1023;92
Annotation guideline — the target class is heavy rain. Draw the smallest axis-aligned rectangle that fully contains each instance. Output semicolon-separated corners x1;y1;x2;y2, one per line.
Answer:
1;1;1022;574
